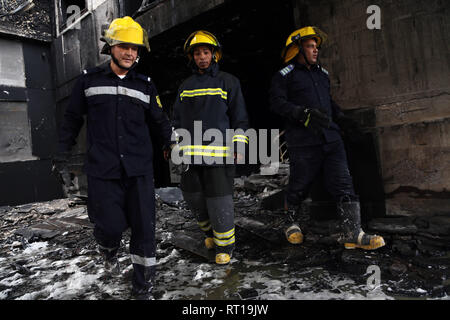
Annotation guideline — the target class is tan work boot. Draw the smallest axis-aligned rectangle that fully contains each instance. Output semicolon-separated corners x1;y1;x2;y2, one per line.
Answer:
285;224;304;244
205;237;215;250
215;253;231;265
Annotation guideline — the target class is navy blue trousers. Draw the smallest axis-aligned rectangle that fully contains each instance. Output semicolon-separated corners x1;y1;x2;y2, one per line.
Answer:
287;139;357;206
87;172;156;291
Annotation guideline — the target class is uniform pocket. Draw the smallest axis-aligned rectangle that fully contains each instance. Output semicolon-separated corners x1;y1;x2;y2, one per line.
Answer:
87;96;112;121
127;97;148;125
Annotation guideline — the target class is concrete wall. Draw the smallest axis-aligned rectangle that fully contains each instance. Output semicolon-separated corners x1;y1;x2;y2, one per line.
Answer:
0;39;35;163
135;0;225;38
0;33;63;205
292;0;450;216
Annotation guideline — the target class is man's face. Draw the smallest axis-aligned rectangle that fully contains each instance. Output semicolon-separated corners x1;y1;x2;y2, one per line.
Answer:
193;45;213;70
300;38;319;64
111;43;139;69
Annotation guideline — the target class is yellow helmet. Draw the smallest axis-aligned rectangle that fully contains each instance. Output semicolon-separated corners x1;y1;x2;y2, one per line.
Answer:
183;30;222;62
100;16;150;54
281;26;327;63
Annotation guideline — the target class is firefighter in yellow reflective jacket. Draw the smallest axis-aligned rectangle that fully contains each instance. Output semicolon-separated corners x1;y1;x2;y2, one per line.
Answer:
171;30;249;265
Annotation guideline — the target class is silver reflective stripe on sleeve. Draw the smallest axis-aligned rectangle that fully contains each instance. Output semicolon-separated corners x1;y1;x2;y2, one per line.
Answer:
84;86;150;104
130;254;156;267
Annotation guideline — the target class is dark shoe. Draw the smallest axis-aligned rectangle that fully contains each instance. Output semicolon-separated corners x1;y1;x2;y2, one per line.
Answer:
99;246;120;276
131;286;154;300
104;257;121;276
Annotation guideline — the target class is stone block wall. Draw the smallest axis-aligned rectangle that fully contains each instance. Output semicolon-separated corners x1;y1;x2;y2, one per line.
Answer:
292;0;450;216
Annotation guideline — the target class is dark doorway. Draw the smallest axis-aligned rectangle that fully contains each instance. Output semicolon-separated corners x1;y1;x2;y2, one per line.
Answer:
135;0;385;220
136;0;296;187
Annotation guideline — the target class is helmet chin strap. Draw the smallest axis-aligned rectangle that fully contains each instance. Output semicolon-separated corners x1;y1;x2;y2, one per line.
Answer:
299;47;316;67
111;53;140;71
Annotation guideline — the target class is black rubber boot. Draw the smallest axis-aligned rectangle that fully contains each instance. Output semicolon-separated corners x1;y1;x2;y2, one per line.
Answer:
182;191;215;249
99;246;120;276
337;200;385;250
131;267;155;300
206;195;235;265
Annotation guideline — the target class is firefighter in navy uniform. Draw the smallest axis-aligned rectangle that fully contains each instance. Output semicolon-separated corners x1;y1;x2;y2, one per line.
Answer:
171;31;249;265
53;17;172;299
269;26;385;250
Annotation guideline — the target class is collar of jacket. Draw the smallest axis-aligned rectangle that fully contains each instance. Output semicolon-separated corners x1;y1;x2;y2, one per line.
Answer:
193;61;220;77
101;62;138;79
293;60;320;72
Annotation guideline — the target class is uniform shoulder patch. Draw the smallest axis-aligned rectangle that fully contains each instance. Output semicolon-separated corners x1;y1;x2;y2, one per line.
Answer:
136;73;152;83
279;64;294;77
320;66;329;76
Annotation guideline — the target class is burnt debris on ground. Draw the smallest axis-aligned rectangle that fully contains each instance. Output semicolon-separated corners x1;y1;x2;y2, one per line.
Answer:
0;166;449;299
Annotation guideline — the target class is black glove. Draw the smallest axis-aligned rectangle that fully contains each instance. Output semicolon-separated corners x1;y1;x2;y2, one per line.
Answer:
305;107;331;129
292;106;331;133
52;152;72;189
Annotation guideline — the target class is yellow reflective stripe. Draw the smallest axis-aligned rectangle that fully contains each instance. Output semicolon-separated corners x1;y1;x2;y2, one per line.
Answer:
214;237;236;247
233;135;249;141
232;138;249;144
198;220;210;227
180;88;228;101
198;220;211;231
304;113;311;127
213;228;235;239
185;151;230;157
199;225;212;232
180;145;229;151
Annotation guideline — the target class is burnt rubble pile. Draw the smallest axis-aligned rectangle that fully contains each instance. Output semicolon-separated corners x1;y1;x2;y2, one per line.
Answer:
0;167;449;299
230;163;450;297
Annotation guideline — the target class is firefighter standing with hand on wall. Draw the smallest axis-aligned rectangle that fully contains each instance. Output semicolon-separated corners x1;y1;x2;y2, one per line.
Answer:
269;26;385;250
171;30;249;265
53;16;172;299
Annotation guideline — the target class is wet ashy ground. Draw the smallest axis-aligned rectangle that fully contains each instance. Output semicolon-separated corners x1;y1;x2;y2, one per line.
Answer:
1;176;449;300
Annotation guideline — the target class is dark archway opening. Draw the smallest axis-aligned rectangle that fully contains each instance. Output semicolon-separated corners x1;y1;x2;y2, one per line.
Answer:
136;0;295;187
136;0;385;219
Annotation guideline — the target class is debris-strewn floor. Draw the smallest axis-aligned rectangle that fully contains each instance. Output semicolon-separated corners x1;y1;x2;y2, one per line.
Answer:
1;169;449;300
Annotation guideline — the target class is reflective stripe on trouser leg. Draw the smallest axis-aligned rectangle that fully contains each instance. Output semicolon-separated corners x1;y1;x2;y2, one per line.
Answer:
182;191;212;236
124;174;156;292
205;195;235;254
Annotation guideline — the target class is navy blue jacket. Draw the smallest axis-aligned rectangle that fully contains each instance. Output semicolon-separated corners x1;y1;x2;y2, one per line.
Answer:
172;63;249;165
58;64;172;179
269;61;344;147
